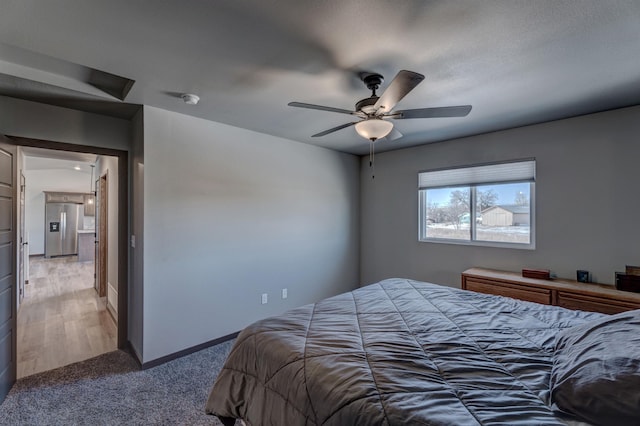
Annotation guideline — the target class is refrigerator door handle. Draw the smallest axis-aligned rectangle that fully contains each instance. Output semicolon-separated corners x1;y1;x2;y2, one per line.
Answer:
61;211;66;239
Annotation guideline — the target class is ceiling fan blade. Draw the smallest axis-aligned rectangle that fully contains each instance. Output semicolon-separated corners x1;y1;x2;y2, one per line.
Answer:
288;101;356;115
312;122;358;137
373;70;425;114
393;105;472;119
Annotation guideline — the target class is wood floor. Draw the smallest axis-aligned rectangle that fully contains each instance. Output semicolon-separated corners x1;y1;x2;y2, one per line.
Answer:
17;256;117;378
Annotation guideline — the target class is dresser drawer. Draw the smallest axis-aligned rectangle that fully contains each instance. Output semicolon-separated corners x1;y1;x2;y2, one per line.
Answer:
557;291;640;314
464;277;552;305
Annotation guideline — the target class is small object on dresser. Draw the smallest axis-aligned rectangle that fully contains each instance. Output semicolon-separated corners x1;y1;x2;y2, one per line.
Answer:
615;272;640;293
522;268;551;280
576;270;590;283
625;265;640;276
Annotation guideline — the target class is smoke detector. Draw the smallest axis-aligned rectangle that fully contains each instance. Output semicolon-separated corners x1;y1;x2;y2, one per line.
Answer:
181;93;200;105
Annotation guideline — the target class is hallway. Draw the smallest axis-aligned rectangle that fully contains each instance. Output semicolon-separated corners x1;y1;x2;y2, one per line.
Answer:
17;256;116;378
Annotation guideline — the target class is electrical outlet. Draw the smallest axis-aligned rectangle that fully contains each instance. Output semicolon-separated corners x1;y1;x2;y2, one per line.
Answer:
261;293;268;304
282;288;288;299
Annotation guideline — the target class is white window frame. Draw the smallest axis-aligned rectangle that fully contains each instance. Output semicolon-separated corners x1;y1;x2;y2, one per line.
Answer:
418;159;536;250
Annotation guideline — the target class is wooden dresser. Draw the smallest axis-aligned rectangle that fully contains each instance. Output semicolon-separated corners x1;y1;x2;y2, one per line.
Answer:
461;267;640;314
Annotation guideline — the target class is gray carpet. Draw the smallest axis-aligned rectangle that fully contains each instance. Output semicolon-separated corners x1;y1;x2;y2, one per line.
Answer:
0;340;238;425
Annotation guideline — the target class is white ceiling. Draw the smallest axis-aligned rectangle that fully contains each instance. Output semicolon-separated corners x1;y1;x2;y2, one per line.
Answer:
1;1;639;155
22;146;97;172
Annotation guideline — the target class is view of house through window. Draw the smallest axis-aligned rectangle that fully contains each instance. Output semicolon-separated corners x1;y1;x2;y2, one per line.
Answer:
476;183;530;243
418;160;535;247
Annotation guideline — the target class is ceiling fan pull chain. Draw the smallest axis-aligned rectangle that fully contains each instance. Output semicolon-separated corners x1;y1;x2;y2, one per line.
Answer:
369;140;375;179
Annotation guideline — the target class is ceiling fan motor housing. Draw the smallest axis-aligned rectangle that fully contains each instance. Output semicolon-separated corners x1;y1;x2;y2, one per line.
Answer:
355;96;379;115
362;73;384;91
356;73;385;114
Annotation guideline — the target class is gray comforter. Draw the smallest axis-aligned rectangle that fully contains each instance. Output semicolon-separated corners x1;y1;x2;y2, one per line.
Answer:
206;278;603;425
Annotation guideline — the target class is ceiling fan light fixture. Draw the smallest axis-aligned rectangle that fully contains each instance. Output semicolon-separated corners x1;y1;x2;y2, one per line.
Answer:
355;119;393;141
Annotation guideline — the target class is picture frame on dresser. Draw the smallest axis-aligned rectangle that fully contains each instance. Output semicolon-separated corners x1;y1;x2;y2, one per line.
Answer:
576;270;589;283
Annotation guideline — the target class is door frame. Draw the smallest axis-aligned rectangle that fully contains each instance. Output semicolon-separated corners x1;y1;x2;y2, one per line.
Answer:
18;172;25;306
7;136;129;349
95;172;108;298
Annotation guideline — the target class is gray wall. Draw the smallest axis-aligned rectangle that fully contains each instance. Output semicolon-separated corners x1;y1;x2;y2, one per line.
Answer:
142;106;360;362
129;108;144;361
361;105;640;288
0;96;130;151
1;95;360;365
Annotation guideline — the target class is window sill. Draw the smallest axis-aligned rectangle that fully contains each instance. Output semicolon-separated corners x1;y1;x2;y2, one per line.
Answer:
418;237;535;250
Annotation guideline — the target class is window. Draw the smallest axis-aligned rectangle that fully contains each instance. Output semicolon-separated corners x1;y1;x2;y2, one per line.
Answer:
418;159;535;248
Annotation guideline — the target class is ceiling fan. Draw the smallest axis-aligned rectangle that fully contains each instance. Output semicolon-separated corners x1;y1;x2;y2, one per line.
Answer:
288;70;472;142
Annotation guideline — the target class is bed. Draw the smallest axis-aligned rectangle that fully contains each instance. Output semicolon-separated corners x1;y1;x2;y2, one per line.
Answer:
206;278;640;425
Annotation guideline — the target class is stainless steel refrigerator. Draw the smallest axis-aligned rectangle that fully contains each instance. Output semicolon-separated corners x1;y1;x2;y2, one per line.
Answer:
45;202;83;258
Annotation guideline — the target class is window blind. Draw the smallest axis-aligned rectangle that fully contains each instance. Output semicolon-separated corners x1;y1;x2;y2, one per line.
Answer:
418;159;535;189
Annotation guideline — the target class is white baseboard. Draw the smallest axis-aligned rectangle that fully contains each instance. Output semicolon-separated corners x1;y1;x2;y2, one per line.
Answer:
107;282;118;313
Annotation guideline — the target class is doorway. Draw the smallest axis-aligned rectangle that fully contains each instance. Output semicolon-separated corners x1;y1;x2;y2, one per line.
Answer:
18;148;117;377
7;136;128;380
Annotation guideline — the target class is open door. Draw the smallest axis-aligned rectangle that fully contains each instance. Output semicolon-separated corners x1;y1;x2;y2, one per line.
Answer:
0;136;17;403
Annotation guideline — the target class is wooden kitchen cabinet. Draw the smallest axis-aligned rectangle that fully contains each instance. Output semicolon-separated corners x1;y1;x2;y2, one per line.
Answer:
462;268;640;314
